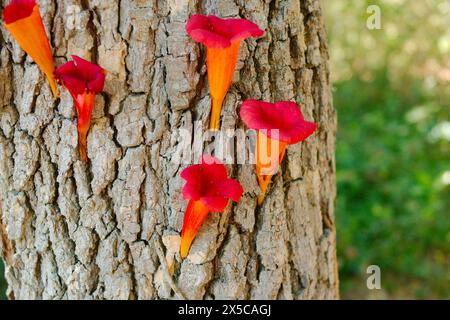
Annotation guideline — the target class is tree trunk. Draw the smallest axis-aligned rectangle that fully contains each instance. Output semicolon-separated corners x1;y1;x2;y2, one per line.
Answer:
0;0;338;300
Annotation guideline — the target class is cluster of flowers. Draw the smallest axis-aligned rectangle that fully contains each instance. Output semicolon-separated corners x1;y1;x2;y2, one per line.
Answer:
3;1;317;258
3;0;106;161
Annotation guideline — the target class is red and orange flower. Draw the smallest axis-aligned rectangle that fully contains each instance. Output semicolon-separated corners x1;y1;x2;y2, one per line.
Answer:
240;100;317;205
54;55;106;161
3;0;58;97
180;155;243;258
186;15;264;130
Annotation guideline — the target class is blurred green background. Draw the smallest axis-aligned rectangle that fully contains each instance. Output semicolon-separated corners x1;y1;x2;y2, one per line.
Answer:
324;0;449;299
0;259;4;299
0;0;449;300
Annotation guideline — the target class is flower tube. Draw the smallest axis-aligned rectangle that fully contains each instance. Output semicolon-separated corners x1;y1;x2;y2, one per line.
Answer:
240;100;317;205
3;0;58;97
180;155;243;258
186;14;264;130
54;55;106;161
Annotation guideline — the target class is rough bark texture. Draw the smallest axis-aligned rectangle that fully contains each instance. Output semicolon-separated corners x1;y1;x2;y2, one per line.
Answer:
0;0;337;300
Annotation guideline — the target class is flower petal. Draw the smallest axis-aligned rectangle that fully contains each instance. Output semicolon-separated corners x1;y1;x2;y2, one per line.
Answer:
186;14;210;34
207;16;263;44
182;180;202;201
88;69;107;93
74;92;95;161
201;196;229;212
72;55;99;80
200;155;228;181
216;178;244;203
180;155;243;211
72;55;106;94
186;14;263;48
55;56;106;97
240;100;317;144
189;28;231;48
180;164;201;181
3;0;35;24
55;73;86;97
54;60;76;77
180;200;210;258
288;118;317;144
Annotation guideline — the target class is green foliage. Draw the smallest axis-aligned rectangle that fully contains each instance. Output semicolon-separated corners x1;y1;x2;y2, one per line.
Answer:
0;260;5;300
335;73;449;298
325;0;450;298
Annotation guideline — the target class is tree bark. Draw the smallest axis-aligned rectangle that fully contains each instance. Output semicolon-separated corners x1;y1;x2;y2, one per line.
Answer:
0;0;338;300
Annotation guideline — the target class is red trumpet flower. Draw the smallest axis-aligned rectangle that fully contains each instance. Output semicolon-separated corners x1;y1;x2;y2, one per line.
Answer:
240;100;317;205
180;155;243;258
3;0;58;97
54;55;106;161
186;14;264;130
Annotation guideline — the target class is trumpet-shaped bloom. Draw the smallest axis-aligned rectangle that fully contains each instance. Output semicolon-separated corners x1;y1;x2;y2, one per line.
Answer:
186;14;264;130
240;100;317;205
54;55;106;161
3;0;58;97
180;155;243;258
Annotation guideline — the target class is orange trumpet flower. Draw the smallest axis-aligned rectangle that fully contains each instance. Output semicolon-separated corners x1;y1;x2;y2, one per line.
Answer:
240;100;317;205
186;15;264;130
3;0;58;97
54;56;106;161
180;155;243;258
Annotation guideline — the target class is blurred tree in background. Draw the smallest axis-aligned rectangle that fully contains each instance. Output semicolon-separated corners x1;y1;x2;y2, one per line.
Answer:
323;0;449;299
